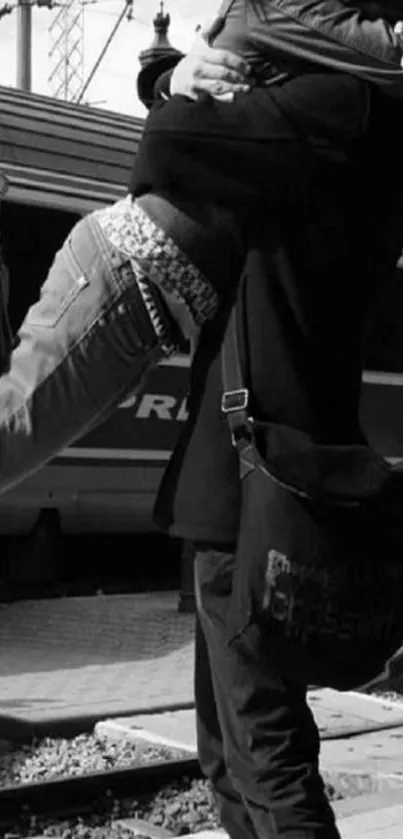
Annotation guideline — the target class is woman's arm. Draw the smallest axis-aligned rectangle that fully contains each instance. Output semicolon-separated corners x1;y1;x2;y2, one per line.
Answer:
139;22;253;107
141;1;403;103
247;0;403;96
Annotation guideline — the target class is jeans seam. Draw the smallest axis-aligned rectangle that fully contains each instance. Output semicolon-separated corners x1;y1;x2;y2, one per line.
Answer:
0;366;154;497
5;282;143;432
2;330;163;459
88;213;143;296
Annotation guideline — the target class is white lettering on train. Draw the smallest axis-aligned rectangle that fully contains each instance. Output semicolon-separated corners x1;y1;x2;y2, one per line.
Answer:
136;394;177;420
176;400;189;421
120;393;189;421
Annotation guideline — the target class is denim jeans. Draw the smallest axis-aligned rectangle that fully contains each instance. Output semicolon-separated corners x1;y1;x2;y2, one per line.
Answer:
194;547;341;839
0;212;174;495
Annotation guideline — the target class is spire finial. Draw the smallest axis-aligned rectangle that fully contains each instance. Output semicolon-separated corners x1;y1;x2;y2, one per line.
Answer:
139;2;181;70
153;1;170;35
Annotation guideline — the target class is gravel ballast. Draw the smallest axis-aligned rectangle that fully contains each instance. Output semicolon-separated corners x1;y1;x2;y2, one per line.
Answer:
0;732;387;839
0;734;188;787
2;697;403;839
3;776;218;838
1;773;351;839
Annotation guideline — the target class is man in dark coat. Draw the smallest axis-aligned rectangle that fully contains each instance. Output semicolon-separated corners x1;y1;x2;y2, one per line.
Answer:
137;23;403;839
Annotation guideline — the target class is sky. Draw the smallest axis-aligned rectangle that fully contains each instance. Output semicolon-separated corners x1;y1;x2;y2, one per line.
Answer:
0;0;222;118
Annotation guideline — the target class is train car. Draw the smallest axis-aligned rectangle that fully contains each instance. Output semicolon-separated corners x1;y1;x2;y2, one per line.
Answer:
0;84;190;538
0;83;403;541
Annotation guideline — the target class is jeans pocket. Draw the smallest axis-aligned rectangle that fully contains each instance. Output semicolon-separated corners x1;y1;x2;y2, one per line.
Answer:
223;546;256;649
27;236;90;329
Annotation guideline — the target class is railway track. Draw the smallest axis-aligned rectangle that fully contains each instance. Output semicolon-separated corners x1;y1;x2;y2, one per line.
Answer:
0;755;202;832
2;697;403;837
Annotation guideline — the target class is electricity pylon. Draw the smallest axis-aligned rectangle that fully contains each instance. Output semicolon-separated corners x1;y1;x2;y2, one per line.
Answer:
48;0;85;101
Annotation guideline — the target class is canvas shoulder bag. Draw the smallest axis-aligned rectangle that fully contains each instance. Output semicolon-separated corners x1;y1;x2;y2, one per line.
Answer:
221;302;403;690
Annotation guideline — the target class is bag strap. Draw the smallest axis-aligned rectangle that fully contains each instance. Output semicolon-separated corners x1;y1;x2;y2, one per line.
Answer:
221;305;251;445
207;0;237;45
221;247;297;444
215;0;238;22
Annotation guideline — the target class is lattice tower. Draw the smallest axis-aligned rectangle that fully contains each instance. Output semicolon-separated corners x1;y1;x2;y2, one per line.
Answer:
48;0;84;101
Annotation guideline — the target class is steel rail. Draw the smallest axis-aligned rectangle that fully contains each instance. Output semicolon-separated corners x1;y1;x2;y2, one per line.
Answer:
0;755;202;828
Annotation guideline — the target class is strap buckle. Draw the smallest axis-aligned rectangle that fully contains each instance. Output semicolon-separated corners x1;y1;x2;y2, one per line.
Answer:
221;388;249;414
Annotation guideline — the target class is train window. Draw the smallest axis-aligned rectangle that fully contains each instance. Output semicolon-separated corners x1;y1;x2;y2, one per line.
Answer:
1;201;80;332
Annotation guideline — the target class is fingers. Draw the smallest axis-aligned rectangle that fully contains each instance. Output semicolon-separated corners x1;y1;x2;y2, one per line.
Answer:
193;61;249;84
206;47;252;77
177;78;249;100
193;20;251;75
189;68;250;97
205;81;250;98
170;21;252;100
212;91;236;103
171;58;250;98
395;21;403;66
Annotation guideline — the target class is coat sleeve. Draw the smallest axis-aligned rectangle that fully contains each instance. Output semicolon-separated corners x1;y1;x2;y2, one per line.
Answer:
153;69;176;102
248;0;403;98
137;54;184;110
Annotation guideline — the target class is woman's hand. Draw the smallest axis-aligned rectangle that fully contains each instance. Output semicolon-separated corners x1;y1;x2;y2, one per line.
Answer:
395;21;403;66
170;20;252;102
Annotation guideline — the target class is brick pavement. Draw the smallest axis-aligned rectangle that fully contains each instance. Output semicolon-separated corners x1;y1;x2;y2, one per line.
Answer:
0;592;194;728
1;592;403;739
1;592;403;836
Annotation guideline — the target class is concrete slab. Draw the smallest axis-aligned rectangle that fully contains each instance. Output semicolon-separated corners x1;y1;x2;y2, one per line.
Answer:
113;818;173;837
183;819;403;839
339;801;403;838
320;726;403;778
333;787;403;820
322;767;403;799
96;690;403;760
96;695;403;808
181;804;403;839
309;689;403;737
183;834;226;839
182;834;226;839
96;712;197;754
96;709;197;753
